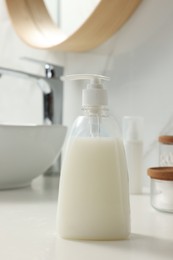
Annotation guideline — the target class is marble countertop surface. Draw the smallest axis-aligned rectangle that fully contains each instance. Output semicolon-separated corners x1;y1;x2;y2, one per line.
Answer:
0;176;172;260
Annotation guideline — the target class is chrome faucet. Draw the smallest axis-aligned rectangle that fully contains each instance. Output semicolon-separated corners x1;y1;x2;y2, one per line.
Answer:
0;58;64;175
0;57;64;125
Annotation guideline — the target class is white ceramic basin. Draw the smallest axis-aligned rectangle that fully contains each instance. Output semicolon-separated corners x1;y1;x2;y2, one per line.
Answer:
0;124;67;189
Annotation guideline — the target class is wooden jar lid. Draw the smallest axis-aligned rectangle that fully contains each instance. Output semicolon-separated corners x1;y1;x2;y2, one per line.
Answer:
158;135;173;144
148;167;173;181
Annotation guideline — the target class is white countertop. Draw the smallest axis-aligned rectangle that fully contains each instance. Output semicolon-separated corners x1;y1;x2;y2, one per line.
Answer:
0;176;173;260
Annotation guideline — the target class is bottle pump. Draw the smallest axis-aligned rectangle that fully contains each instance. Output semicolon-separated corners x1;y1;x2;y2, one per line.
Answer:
57;74;130;240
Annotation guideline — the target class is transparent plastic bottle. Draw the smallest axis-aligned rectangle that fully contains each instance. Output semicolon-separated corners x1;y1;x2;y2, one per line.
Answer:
57;74;130;240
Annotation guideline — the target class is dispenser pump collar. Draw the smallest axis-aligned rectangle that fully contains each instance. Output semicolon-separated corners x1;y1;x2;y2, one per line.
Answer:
65;74;110;107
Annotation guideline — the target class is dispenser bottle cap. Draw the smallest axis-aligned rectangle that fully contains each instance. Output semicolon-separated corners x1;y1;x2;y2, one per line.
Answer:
64;74;109;107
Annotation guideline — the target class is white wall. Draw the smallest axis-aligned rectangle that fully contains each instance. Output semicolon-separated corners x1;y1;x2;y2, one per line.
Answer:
1;0;173;190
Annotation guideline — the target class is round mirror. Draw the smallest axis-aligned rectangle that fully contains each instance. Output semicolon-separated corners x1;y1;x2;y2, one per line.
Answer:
44;0;100;35
5;0;141;52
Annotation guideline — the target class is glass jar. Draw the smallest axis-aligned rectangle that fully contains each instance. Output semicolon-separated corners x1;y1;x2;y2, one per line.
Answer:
159;136;173;166
148;167;173;213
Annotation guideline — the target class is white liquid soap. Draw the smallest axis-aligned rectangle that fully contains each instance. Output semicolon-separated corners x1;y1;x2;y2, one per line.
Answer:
57;74;130;240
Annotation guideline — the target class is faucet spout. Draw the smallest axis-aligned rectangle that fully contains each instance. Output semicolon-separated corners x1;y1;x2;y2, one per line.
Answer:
0;67;51;92
0;67;43;80
0;63;63;125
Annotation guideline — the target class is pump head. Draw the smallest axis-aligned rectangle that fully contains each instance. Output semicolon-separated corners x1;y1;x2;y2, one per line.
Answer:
64;74;110;107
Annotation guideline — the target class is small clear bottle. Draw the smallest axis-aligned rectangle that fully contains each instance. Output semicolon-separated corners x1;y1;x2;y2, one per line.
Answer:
57;74;130;240
123;116;144;194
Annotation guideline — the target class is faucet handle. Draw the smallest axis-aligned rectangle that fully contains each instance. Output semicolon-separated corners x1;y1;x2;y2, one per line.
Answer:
21;57;63;79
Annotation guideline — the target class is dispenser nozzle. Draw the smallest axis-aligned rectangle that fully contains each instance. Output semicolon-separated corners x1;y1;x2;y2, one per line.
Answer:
63;74;109;83
63;74;110;107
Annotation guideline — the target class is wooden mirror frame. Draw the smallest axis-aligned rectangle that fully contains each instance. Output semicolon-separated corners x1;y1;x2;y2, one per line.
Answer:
5;0;141;52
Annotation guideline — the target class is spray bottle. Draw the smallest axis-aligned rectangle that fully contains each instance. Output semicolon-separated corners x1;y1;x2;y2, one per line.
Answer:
57;74;130;240
123;116;144;194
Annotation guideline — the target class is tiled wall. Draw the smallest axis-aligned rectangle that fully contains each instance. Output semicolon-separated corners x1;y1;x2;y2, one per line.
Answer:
1;0;173;190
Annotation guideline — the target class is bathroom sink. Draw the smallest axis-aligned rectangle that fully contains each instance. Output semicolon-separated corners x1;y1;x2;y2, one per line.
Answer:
0;124;67;189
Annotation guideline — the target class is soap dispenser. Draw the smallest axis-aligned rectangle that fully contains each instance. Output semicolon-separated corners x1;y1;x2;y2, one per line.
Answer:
57;74;130;240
